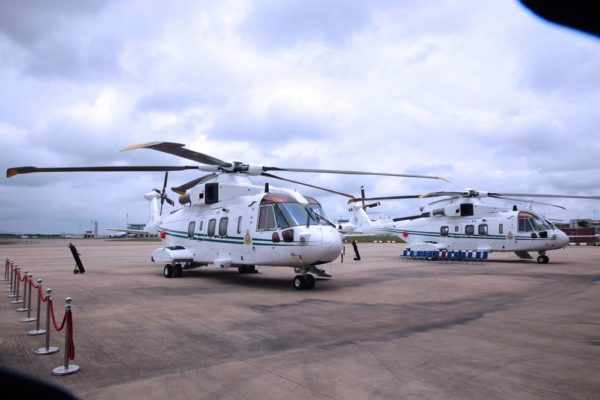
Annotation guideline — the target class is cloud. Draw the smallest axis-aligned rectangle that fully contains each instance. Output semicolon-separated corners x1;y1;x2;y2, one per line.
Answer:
239;0;374;49
0;0;106;47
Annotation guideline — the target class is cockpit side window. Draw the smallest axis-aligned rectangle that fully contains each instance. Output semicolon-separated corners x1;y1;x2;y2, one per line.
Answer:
518;218;534;232
518;211;548;232
258;205;277;231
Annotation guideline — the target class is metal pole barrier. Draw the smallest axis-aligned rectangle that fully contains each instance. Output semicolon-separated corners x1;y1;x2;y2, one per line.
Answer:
5;262;13;291
28;279;46;336
16;271;29;311
21;273;36;323
2;258;8;283
9;267;22;302
7;264;17;294
35;288;59;355
52;297;80;376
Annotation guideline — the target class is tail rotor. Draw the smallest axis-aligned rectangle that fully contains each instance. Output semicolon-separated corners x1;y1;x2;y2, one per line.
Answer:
153;172;175;215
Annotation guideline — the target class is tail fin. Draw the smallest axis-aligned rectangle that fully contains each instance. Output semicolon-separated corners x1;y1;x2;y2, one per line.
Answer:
350;204;372;228
144;191;161;233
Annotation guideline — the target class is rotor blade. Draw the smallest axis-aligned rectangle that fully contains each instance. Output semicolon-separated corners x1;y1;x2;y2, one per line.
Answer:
121;142;231;168
348;194;424;204
164;197;175;207
489;195;566;209
7;165;198;178
263;166;448;181
261;172;355;198
171;173;218;195
427;196;460;206
418;191;465;198
489;192;600;201
360;186;366;208
161;171;169;193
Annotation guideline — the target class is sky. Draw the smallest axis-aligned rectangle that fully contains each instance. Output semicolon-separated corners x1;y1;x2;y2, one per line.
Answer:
1;0;599;235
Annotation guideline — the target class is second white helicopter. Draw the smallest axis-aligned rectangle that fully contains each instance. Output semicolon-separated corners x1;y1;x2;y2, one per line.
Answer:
343;188;600;264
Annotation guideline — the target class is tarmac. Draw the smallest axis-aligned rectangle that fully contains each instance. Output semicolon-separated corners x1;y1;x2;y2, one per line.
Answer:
1;239;599;400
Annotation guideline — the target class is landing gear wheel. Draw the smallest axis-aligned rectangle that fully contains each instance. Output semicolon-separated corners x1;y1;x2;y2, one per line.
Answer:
537;255;549;264
174;264;183;277
293;275;306;290
238;265;257;274
305;274;315;290
164;264;174;278
73;269;79;275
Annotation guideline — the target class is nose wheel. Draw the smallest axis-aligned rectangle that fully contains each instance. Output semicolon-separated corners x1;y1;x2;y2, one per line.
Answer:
164;263;184;278
537;254;549;264
293;274;315;290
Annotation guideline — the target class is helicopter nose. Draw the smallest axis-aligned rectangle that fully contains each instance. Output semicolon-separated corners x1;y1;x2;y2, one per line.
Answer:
557;230;570;248
319;229;343;262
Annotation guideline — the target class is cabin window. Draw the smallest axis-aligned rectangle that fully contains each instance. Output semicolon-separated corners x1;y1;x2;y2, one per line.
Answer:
237;216;242;234
454;226;459;233
478;224;488;235
440;226;449;236
258;205;277;231
199;220;204;232
187;221;195;239
499;223;503;234
207;219;216;237
465;225;474;236
219;217;228;237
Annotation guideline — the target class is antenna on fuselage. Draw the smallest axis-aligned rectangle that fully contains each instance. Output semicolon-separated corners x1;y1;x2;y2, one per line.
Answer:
265;182;269;193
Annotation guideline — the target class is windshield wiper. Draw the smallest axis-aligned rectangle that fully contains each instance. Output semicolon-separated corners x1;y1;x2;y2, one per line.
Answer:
305;206;335;227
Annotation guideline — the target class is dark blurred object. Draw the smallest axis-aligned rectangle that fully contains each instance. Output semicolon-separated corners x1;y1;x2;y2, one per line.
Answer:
1;368;79;400
520;0;600;37
68;243;85;274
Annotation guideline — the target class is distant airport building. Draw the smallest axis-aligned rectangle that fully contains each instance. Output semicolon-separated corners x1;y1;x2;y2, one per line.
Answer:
128;224;145;230
563;220;598;245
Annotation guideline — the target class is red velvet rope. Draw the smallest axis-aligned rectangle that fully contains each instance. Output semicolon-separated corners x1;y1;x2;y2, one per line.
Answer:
38;286;48;302
48;298;68;332
9;259;76;360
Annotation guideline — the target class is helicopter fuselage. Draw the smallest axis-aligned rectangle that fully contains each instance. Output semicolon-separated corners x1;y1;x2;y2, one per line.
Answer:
348;198;570;262
148;175;343;271
373;210;569;253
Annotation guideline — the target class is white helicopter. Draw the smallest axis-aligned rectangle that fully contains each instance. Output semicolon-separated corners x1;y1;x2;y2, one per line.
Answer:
343;187;600;264
6;141;445;290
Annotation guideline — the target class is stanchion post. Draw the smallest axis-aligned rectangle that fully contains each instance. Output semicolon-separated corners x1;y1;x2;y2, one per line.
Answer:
21;273;36;323
2;258;8;283
5;262;14;292
28;279;46;336
52;297;80;376
9;267;22;302
7;262;14;290
8;265;18;296
35;288;59;355
16;271;29;311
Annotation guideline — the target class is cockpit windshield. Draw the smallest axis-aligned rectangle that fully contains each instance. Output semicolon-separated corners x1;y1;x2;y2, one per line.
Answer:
518;211;553;232
257;193;333;231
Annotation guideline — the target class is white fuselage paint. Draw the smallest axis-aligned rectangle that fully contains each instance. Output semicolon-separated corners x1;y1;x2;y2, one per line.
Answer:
145;175;343;268
349;204;570;253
